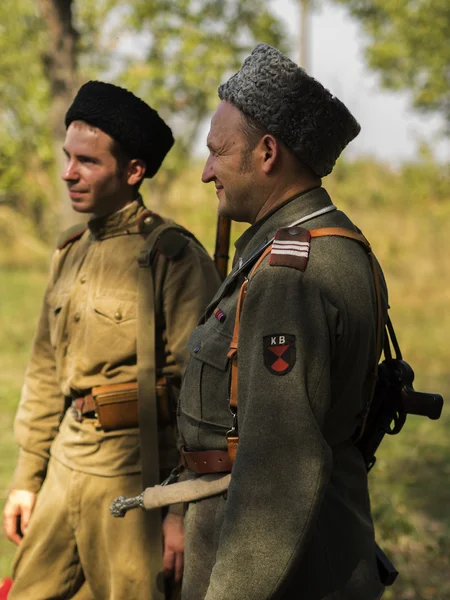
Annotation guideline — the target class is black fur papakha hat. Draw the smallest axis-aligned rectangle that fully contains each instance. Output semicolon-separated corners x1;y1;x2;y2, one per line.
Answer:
219;44;360;177
65;81;174;178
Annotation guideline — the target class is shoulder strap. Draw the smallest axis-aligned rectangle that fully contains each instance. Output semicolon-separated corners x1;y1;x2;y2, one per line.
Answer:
136;218;206;599
141;220;203;261
226;227;384;462
136;221;179;600
56;223;87;250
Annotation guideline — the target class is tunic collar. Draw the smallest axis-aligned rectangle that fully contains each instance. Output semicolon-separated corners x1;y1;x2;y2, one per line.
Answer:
88;196;145;240
205;187;335;313
234;186;334;264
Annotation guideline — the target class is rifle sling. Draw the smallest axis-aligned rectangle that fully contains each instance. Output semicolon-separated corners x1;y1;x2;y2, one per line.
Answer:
137;222;189;600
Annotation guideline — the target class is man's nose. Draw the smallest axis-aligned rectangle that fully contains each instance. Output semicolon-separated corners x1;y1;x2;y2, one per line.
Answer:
61;160;78;181
201;156;214;183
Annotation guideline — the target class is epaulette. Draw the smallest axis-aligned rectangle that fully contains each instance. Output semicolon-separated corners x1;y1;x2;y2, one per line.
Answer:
57;223;88;250
155;227;190;260
138;209;165;237
269;226;311;271
139;211;194;262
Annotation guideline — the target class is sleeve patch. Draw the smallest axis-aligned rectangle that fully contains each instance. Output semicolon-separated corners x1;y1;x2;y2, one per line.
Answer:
269;226;311;271
263;334;296;375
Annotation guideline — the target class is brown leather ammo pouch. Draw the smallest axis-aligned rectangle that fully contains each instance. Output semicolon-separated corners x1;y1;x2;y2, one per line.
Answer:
91;378;174;432
91;382;139;432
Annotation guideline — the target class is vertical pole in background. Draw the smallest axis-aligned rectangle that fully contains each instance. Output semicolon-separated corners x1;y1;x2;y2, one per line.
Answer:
298;0;310;71
214;215;231;281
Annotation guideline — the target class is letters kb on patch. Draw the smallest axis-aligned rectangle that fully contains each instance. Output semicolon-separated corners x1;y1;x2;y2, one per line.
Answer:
263;334;296;375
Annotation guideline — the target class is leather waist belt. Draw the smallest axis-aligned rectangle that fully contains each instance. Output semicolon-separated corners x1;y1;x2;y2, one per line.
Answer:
71;393;96;417
181;448;233;474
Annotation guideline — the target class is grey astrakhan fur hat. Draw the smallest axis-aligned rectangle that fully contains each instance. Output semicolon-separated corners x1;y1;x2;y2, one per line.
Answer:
65;81;174;178
218;44;360;177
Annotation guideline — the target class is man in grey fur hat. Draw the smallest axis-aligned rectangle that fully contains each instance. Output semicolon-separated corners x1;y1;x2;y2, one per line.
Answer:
177;44;387;599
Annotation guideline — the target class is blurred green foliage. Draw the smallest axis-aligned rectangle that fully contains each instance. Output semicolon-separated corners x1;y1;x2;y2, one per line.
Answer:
0;0;286;234
0;1;56;234
334;0;450;125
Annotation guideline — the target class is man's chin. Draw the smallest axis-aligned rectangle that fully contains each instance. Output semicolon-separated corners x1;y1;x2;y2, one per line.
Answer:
70;200;92;214
218;202;248;223
217;196;232;219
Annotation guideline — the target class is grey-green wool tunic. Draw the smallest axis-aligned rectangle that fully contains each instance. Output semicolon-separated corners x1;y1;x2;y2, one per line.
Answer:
178;187;387;600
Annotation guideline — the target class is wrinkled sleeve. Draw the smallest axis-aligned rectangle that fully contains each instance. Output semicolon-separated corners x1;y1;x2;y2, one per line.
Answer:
162;240;221;379
11;252;66;493
205;264;339;599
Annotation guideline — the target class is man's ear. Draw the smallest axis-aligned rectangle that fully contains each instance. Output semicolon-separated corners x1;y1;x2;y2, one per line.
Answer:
127;159;146;186
260;134;279;174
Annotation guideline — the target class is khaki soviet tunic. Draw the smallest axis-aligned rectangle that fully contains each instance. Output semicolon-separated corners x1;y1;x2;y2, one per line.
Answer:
12;199;221;492
178;187;387;600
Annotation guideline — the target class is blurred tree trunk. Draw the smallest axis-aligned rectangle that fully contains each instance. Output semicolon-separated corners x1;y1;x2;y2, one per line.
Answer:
38;0;83;231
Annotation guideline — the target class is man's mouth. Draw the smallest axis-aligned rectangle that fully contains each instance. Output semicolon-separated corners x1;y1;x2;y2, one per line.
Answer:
68;189;87;199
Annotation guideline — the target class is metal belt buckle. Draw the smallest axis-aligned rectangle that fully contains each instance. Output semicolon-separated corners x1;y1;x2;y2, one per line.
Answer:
226;405;238;439
71;405;83;422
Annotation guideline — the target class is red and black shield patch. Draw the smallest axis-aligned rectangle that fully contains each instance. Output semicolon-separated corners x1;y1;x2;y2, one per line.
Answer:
263;334;296;375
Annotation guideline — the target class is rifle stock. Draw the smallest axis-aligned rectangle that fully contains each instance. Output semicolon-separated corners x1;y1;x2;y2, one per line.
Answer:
214;216;231;281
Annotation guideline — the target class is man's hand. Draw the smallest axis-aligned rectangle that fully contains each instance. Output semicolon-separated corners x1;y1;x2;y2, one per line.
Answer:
3;489;37;545
162;512;184;582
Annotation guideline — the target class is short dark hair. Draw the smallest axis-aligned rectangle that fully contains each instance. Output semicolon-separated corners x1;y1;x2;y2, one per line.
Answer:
238;112;268;172
238;109;318;178
239;111;268;153
109;139;145;193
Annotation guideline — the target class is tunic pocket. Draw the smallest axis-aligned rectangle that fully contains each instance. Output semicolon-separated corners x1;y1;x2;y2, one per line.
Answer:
186;328;231;372
179;325;233;450
92;296;137;340
84;296;138;370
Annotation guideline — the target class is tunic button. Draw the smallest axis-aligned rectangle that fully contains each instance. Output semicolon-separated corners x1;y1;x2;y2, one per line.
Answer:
74;313;81;322
115;311;123;321
193;345;201;353
289;227;302;235
80;275;86;284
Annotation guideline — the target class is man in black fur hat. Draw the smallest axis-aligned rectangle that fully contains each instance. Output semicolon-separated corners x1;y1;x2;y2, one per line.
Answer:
3;81;221;599
177;44;387;599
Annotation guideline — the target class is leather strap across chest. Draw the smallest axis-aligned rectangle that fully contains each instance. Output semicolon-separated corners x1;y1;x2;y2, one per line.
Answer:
183;227;384;475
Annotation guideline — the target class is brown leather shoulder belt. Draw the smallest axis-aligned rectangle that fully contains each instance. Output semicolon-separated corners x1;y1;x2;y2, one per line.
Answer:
183;227;383;475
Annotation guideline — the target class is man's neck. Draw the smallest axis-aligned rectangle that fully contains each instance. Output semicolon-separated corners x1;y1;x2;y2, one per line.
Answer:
91;196;137;220
253;180;321;223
